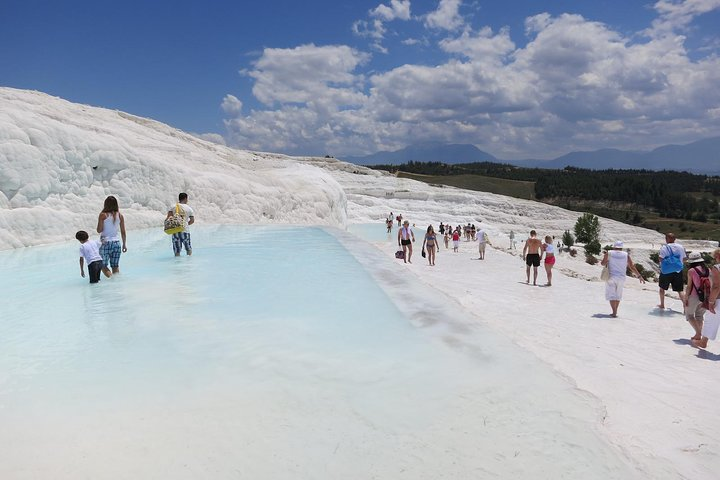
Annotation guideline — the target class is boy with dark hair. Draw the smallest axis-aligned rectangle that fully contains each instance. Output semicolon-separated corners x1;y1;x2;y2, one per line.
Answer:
76;230;112;283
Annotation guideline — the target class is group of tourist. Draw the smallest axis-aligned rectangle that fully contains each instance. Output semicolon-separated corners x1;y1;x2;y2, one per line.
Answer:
75;193;195;284
390;216;719;351
650;233;720;349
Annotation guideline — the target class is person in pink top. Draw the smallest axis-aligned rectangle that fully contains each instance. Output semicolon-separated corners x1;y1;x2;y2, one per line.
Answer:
683;252;712;342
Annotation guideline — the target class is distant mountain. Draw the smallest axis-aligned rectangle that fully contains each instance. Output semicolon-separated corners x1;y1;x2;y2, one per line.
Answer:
344;136;720;174
343;142;497;165
514;137;720;173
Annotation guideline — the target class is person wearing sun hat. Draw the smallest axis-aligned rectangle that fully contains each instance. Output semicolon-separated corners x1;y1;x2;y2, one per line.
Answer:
397;219;415;264
694;248;720;349
600;241;645;317
683;251;711;342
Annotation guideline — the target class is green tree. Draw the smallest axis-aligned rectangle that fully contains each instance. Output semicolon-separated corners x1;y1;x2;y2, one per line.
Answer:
585;238;602;256
574;213;601;244
562;230;575;248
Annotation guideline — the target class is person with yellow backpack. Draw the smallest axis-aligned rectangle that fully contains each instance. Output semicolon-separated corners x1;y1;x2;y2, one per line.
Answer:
165;192;195;257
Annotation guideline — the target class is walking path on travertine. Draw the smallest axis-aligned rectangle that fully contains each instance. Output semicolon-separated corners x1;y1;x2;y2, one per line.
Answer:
378;236;720;480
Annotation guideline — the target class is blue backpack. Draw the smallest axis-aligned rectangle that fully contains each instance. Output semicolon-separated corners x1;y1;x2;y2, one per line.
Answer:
660;245;684;274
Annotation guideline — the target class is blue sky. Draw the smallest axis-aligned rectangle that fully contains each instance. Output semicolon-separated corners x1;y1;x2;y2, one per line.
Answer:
2;0;719;159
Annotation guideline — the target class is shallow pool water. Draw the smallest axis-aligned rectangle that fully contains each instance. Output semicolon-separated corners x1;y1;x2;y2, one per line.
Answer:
0;225;638;479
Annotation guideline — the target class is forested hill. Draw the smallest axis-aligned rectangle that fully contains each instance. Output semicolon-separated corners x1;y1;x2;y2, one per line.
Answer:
371;162;720;224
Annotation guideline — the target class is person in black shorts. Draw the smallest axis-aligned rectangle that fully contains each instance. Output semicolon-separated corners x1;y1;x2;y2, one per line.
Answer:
658;232;686;309
522;230;543;285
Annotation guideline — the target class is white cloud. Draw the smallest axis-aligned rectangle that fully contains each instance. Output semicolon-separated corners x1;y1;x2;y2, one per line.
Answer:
424;0;465;31
353;1;413;53
223;9;720;159
247;44;369;107
439;26;515;63
370;0;411;21
352;19;386;40
221;94;243;115
650;0;720;35
192;132;227;145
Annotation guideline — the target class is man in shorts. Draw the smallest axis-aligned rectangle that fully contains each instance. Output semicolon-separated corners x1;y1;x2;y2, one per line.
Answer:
522;230;542;285
658;232;686;309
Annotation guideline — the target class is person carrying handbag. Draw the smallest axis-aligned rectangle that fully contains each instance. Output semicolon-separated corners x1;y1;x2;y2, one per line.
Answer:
166;192;195;257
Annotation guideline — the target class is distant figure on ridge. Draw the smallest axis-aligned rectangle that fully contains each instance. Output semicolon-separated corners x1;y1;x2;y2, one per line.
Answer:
600;241;644;317
76;230;112;284
422;225;438;266
97;195;127;274
509;230;516;250
166;192;195;257
386;217;393;233
452;228;460;252
397;220;415;264
522;230;543;285
542;235;556;286
444;230;450;249
658;232;687;309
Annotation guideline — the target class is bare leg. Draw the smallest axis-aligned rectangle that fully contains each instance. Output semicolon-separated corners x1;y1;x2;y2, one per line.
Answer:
533;266;538;286
402;244;407;263
545;264;552;286
610;300;620;317
102;267;112;278
407;244;413;263
659;288;666;309
689;319;703;340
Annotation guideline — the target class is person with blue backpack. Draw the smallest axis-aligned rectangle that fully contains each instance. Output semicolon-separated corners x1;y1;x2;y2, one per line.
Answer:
658;232;687;309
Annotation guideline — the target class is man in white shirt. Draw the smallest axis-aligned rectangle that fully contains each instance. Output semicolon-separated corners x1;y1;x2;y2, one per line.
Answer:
167;192;195;257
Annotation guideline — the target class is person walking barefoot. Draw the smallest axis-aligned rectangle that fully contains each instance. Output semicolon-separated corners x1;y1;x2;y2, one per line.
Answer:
684;252;711;342
693;248;720;349
452;228;460;253
542;235;556;286
522;230;542;285
422;225;438;266
600;241;645;317
397;220;415;264
97;195;127;274
658;232;687;309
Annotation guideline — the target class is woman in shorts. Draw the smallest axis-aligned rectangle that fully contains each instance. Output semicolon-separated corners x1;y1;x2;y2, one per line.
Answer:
542;235;556;286
96;195;127;274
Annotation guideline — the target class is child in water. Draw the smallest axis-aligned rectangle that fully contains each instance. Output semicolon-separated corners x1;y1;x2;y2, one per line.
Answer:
76;230;112;283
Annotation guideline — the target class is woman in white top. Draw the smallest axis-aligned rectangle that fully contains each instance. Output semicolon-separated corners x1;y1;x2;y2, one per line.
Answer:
96;195;127;274
542;235;555;286
600;241;644;317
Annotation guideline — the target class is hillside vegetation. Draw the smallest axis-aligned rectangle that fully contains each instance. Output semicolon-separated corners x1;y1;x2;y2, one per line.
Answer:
372;161;720;240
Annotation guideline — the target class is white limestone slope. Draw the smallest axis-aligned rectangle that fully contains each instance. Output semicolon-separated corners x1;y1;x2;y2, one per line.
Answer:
0;87;346;249
3;87;720;479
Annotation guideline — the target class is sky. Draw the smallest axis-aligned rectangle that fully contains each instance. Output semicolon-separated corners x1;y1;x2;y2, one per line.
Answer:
1;0;720;160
